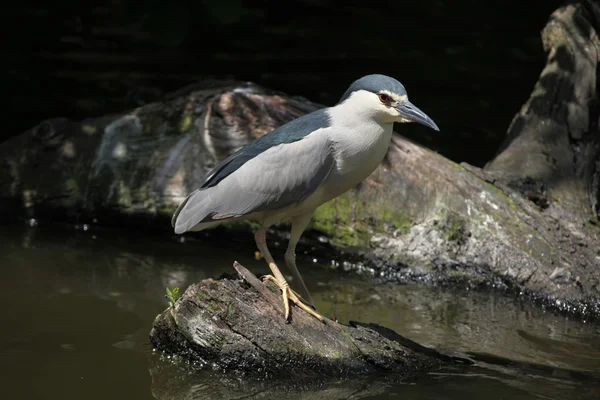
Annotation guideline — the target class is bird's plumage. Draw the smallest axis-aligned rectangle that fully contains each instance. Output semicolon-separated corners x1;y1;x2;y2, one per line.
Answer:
201;109;331;189
172;109;335;234
173;73;438;235
171;73;440;323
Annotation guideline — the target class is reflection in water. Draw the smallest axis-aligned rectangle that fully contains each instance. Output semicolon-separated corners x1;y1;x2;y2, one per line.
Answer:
0;223;598;400
148;358;599;400
316;280;600;373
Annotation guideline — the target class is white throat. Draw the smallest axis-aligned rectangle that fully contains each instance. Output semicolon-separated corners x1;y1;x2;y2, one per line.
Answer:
327;90;394;155
323;91;394;192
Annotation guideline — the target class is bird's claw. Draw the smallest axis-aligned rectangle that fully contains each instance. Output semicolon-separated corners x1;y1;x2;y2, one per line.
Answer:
261;274;324;323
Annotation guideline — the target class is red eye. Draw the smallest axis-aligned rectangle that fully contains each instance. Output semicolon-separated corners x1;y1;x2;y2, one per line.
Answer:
378;93;390;103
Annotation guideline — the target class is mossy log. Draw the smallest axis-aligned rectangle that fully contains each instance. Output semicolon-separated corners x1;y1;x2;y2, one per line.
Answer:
149;262;450;377
344;1;600;320
1;2;600;322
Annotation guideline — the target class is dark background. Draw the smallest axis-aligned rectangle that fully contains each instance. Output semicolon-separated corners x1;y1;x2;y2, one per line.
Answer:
4;0;562;166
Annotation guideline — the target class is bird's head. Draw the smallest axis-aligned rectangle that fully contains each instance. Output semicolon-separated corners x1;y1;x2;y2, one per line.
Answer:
338;74;439;131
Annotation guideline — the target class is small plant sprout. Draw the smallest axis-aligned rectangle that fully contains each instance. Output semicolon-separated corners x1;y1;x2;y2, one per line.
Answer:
165;287;180;307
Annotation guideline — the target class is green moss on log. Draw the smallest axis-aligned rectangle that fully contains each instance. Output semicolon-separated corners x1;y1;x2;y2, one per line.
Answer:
179;114;193;133
310;191;414;249
115;181;132;208
311;193;370;248
64;178;80;195
441;213;466;242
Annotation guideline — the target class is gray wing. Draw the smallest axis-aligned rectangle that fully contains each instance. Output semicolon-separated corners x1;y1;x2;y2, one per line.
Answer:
173;129;334;233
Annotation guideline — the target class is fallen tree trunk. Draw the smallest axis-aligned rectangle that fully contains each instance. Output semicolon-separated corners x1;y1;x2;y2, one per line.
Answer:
1;2;599;322
149;262;449;377
335;1;600;319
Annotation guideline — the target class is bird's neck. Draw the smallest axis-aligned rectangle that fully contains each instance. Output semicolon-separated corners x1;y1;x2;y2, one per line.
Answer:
325;105;393;193
327;103;393;152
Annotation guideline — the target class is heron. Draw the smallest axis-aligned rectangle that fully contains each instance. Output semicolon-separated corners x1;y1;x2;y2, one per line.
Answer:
172;74;439;323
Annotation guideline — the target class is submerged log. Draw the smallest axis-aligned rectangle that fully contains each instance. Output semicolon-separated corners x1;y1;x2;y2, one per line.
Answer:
149;262;449;377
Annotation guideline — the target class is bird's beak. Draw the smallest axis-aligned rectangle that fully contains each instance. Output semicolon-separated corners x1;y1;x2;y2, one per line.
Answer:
395;100;439;131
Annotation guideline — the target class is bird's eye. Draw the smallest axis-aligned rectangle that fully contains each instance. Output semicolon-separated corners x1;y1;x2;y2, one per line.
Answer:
378;93;390;103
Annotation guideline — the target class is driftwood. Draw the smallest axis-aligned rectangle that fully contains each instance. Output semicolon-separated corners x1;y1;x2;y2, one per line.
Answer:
1;2;600;322
149;262;451;377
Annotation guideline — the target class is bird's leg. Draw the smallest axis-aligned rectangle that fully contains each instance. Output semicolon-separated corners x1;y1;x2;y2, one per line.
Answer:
254;225;323;323
260;274;308;304
285;212;317;309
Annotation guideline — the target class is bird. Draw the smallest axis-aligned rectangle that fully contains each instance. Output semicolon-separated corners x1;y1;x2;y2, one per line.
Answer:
172;74;439;323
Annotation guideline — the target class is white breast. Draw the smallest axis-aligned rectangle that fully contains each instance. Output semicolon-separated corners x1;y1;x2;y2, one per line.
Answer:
286;115;390;218
323;101;393;192
328;125;390;188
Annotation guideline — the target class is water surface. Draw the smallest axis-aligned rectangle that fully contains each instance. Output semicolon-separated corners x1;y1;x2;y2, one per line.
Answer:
0;223;598;399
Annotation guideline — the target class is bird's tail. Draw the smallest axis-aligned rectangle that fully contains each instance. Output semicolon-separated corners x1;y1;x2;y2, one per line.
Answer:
171;189;225;234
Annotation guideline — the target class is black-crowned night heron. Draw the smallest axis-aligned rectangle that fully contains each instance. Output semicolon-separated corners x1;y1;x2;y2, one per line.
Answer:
172;74;439;322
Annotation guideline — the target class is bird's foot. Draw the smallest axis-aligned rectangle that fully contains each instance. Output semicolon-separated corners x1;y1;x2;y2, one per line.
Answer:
260;274;324;323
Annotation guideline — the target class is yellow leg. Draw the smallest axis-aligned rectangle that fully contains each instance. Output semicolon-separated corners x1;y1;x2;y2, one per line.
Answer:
255;227;324;323
261;275;317;309
285;213;315;308
260;275;323;322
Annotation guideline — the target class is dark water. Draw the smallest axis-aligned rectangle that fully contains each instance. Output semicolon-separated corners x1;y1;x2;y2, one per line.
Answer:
1;223;599;399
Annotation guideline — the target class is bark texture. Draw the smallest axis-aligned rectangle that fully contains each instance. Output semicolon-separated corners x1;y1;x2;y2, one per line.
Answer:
485;0;600;225
149;262;448;377
337;1;600;319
